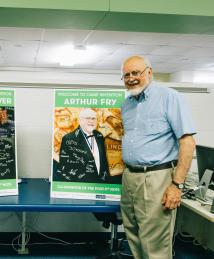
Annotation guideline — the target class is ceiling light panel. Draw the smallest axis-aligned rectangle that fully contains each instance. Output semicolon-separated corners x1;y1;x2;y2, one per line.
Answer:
0;28;214;74
43;29;90;44
0;40;38;65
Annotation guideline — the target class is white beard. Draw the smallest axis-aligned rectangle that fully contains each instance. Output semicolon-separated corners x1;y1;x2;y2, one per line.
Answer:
128;87;143;96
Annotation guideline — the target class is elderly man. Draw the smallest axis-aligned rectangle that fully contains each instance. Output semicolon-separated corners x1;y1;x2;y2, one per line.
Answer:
56;108;109;183
120;55;196;259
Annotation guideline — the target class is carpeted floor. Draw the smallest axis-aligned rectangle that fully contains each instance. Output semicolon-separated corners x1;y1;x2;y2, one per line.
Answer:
0;233;213;258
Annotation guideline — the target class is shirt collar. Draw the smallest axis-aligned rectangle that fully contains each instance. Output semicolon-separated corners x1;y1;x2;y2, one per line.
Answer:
144;81;153;98
80;127;93;137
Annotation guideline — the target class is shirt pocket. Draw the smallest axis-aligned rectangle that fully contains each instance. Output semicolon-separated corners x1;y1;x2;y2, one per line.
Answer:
141;118;170;136
123;114;134;132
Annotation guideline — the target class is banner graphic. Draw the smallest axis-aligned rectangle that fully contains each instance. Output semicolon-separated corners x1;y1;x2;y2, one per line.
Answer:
51;89;125;201
0;89;18;196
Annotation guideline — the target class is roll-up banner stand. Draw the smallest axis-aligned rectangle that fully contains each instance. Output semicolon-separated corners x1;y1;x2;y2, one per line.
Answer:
0;89;18;196
51;89;125;201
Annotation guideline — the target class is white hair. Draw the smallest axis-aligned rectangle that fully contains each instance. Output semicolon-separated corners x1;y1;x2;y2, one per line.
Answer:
121;55;152;71
143;57;152;68
79;108;97;119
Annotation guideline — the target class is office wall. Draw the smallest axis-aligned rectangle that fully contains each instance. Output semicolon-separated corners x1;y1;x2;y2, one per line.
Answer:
0;71;213;232
183;92;214;173
15;87;214;179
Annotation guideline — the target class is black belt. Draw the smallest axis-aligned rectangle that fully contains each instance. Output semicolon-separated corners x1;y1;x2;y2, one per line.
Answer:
126;160;178;173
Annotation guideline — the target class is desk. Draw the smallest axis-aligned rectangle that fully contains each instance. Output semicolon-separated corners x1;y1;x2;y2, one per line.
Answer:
0;178;120;212
178;195;214;251
0;178;120;254
181;198;214;223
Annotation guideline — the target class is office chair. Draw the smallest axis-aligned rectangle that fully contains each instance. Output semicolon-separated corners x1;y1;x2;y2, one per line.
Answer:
94;213;123;259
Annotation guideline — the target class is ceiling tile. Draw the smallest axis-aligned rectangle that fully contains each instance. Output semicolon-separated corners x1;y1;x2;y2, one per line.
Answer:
0;28;214;73
0;27;43;41
43;29;90;44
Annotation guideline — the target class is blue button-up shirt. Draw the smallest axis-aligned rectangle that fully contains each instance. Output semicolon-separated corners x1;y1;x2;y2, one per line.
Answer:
121;82;196;167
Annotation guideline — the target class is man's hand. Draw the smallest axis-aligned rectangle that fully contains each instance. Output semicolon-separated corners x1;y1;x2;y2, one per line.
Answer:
161;184;182;209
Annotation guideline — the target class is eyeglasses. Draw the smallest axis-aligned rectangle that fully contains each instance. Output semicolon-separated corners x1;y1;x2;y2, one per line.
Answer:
121;67;149;80
82;117;96;121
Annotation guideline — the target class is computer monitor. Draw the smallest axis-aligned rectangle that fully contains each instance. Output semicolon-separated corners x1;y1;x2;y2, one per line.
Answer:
196;145;214;183
195;145;214;200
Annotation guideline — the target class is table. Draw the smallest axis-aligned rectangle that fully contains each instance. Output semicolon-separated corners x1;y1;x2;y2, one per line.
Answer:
178;193;214;251
0;178;120;254
181;197;214;222
4;178;213;253
0;178;120;212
